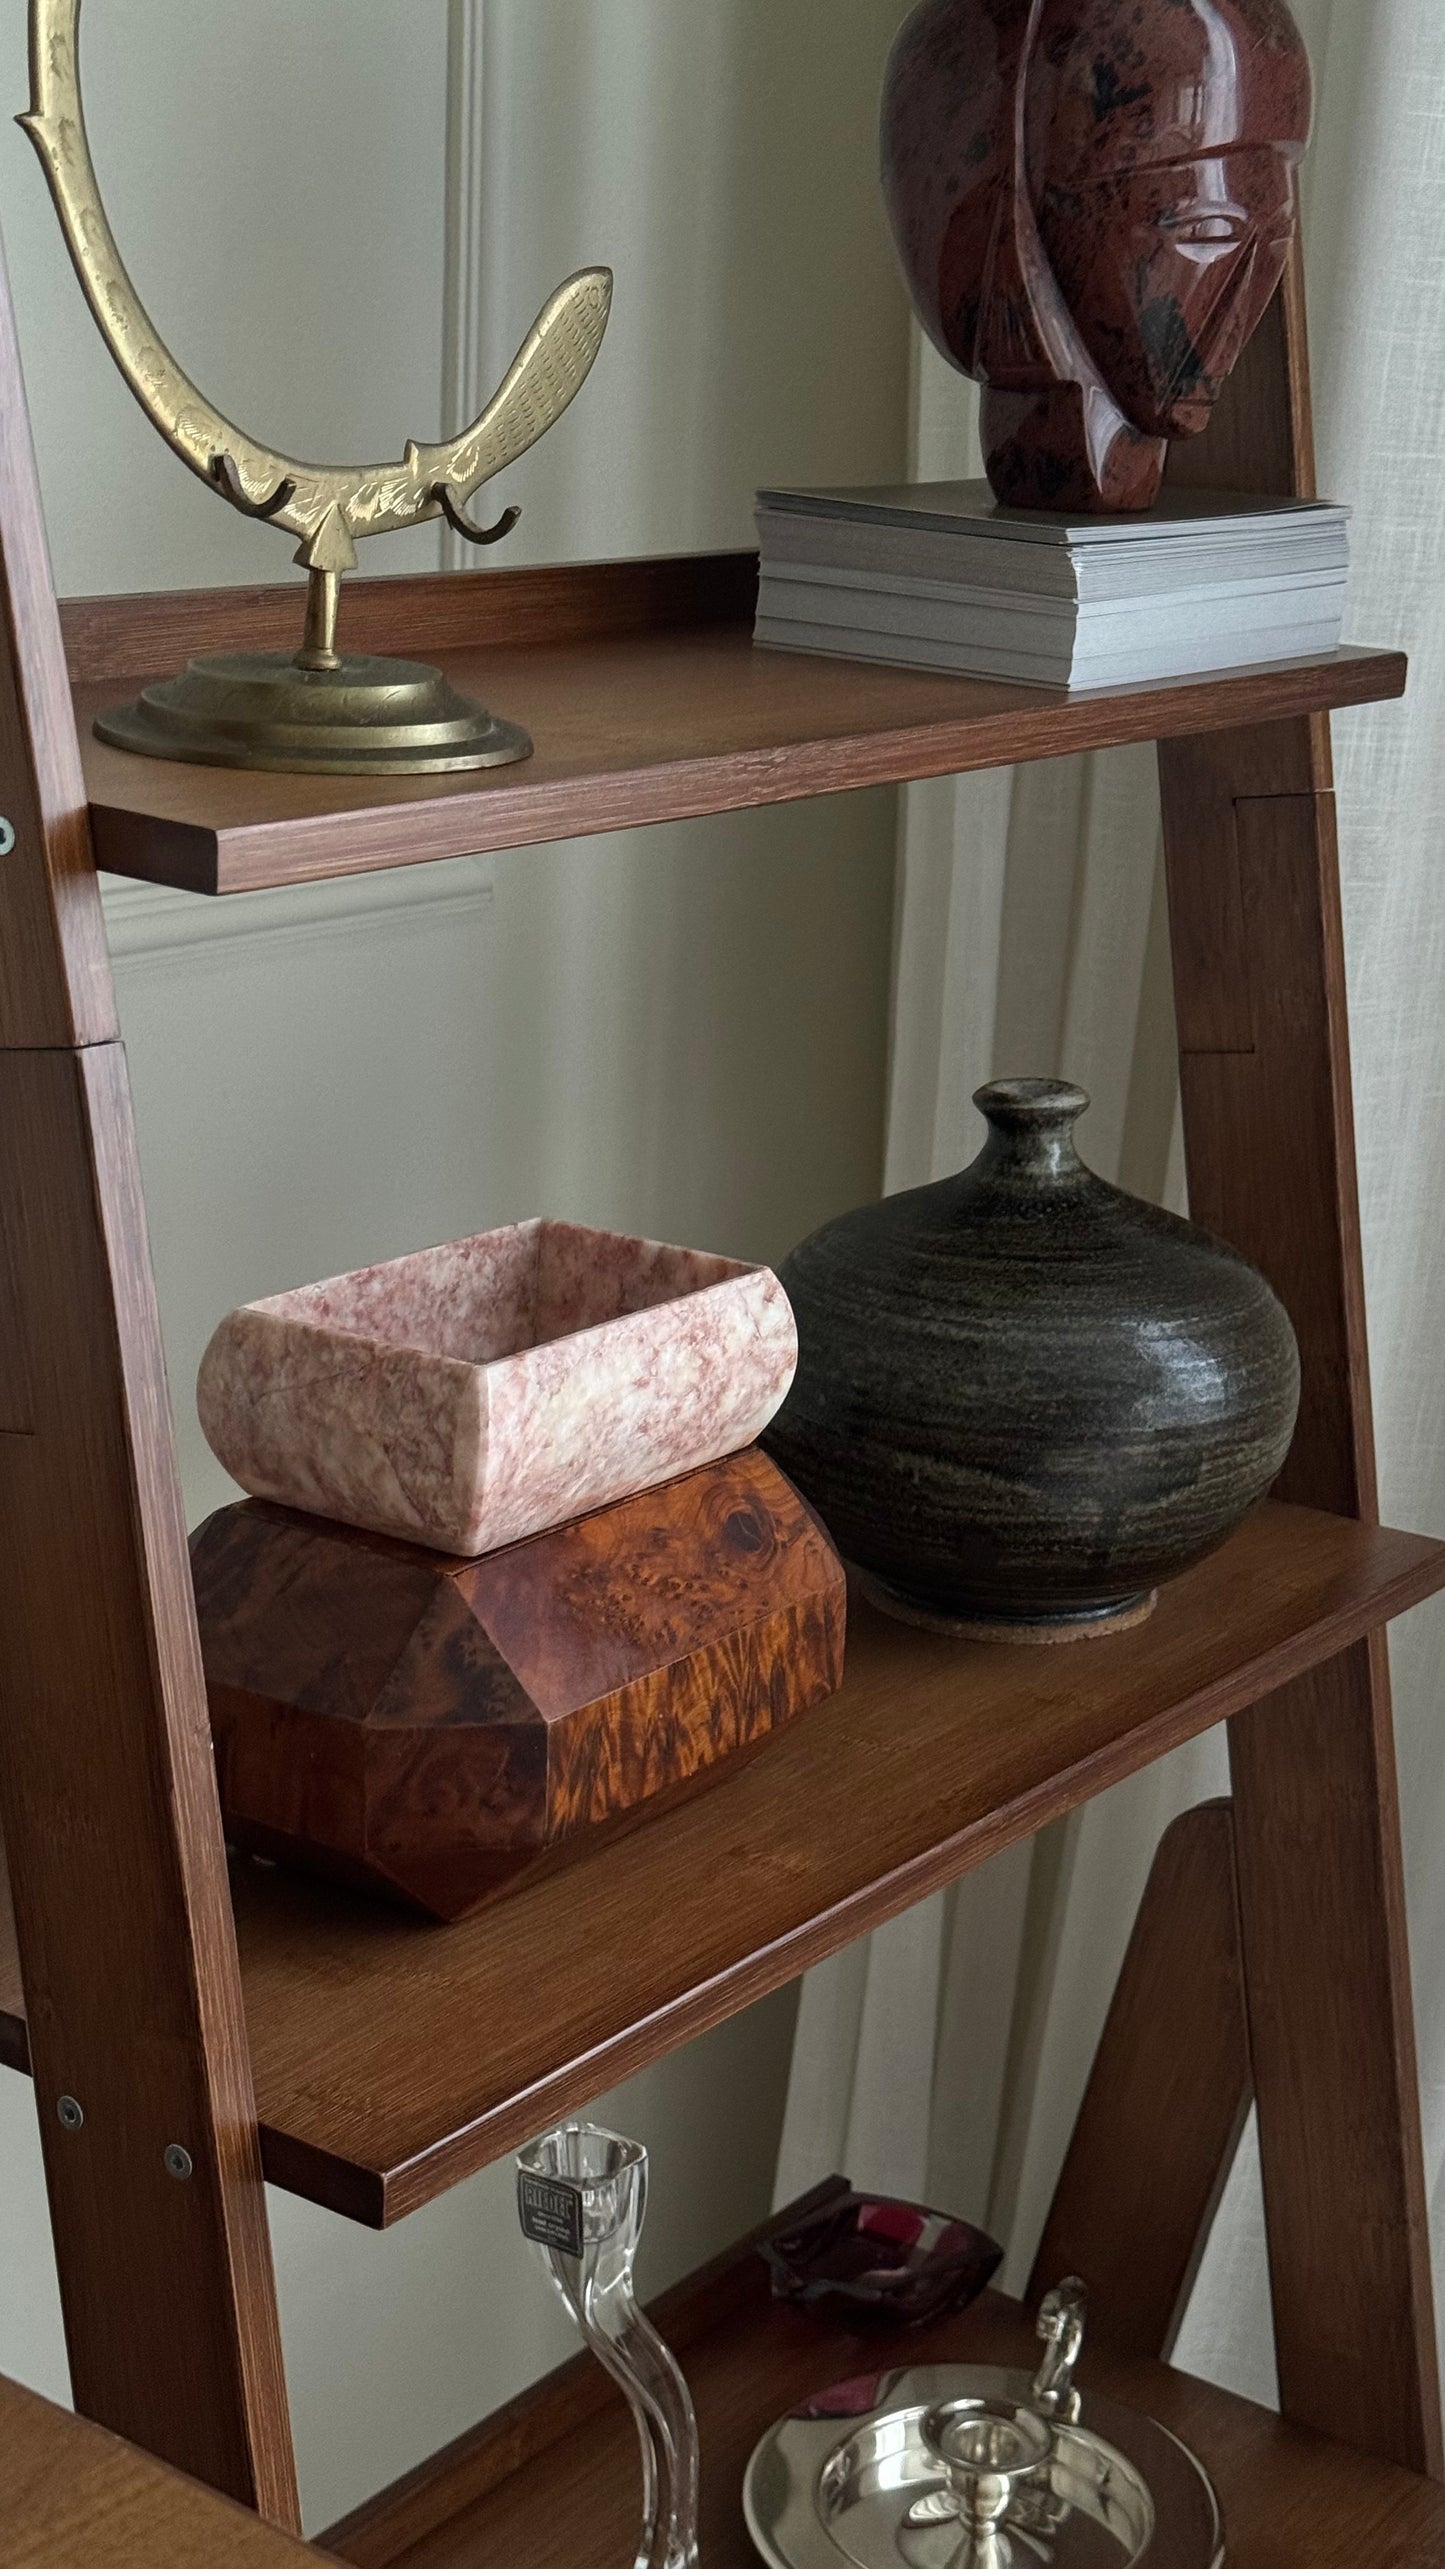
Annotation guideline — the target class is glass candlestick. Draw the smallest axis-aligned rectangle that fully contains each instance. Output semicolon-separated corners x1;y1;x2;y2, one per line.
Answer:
517;2124;700;2569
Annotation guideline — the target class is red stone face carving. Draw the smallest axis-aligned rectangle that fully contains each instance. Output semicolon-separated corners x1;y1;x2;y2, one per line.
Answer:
881;0;1312;509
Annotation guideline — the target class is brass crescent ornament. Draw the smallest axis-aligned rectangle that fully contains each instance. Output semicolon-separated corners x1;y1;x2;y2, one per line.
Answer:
22;0;615;774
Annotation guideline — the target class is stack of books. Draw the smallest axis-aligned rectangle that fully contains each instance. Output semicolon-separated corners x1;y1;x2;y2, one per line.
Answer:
754;482;1350;691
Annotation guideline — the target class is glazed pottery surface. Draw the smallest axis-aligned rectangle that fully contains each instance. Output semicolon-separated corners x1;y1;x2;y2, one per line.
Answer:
880;0;1312;510
198;1218;797;1557
765;1080;1300;1631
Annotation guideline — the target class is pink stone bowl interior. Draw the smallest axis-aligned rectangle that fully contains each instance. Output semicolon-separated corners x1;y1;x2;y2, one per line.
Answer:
197;1219;798;1557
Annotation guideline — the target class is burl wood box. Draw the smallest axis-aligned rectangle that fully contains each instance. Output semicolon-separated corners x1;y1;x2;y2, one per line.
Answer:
191;1448;846;1920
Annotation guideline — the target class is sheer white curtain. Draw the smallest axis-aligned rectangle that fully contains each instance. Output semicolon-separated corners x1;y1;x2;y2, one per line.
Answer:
776;0;1445;2400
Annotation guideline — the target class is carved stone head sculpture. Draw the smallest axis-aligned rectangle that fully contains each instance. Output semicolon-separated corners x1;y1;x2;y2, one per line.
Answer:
881;0;1312;509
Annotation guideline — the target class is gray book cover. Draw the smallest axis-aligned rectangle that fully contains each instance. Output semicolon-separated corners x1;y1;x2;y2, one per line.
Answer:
756;479;1349;547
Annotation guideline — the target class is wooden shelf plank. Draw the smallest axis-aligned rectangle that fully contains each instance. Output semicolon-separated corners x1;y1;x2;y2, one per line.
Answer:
321;2183;1445;2569
2;1502;1441;2227
60;556;1408;896
0;2375;319;2569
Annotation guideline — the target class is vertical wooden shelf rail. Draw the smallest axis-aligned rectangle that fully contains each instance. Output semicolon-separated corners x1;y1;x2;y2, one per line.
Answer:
0;254;300;2519
1160;255;1444;2476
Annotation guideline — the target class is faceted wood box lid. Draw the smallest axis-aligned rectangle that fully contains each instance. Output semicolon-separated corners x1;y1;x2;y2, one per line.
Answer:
197;1219;799;1557
191;1449;846;1921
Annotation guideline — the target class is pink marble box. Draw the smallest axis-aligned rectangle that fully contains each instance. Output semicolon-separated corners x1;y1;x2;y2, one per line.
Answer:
196;1220;798;1558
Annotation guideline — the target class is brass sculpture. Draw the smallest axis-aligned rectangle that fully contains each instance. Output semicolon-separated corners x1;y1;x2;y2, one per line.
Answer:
23;0;613;772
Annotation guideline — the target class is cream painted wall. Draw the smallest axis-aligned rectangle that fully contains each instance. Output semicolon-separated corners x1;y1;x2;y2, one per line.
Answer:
0;0;909;2532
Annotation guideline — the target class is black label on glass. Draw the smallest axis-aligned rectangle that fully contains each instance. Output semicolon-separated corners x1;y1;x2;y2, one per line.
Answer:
518;2169;585;2257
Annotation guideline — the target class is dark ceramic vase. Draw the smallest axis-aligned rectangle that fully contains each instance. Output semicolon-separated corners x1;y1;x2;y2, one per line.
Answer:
765;1080;1300;1635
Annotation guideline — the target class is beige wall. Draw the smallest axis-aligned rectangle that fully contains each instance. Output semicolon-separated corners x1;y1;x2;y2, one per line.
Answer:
0;0;908;2531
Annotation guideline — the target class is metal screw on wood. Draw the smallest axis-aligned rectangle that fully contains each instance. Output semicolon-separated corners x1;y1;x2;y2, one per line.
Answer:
0;819;15;857
56;2095;84;2131
164;2143;194;2180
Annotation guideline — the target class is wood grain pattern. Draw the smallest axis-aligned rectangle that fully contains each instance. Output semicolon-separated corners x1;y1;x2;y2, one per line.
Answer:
191;1453;846;1918
0;249;299;2513
1161;748;1369;1516
1030;1800;1250;2357
0;1050;299;2518
3;1501;1438;2227
322;2182;1445;2569
69;573;1404;896
59;552;761;685
0;2374;320;2568
1228;1641;1440;2467
0;236;114;1048
1165;247;1316;505
1158;248;1444;2476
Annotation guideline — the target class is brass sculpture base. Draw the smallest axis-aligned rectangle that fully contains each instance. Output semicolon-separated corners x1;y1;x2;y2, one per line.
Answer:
95;649;533;777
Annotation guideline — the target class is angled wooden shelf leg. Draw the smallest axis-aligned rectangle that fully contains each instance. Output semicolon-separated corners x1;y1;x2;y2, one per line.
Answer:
1158;253;1442;2476
0;247;299;2519
1164;725;1441;2475
1030;1800;1251;2360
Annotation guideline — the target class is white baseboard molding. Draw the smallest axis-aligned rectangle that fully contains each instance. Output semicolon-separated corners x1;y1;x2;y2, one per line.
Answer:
101;858;494;965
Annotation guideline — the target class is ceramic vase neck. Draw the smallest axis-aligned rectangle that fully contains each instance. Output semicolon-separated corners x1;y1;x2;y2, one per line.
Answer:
973;1080;1090;1183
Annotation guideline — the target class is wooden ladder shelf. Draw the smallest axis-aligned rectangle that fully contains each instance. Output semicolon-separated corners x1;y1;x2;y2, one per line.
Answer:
1;242;1442;2567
